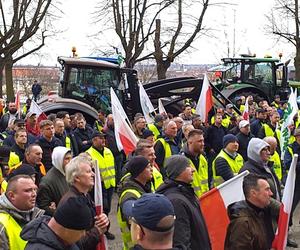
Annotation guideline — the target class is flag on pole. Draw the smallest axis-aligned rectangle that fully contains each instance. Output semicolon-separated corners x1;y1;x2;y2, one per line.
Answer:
15;90;21;119
111;88;138;155
158;98;167;116
196;74;213;123
280;88;298;159
29;100;48;124
242;96;250;121
272;154;297;250
94;160;107;250
139;83;156;124
200;171;249;250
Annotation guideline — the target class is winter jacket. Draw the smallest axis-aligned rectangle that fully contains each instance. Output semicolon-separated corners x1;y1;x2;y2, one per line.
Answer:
21;215;80;250
0;193;45;250
156;180;211;250
250;118;264;137
205;124;227;154
36;136;63;171
224;200;279;250
74;126;95;152
236;131;254;161
3;131;36;147
37;147;71;216
11;143;25;161
240;138;282;201
0;112;18;132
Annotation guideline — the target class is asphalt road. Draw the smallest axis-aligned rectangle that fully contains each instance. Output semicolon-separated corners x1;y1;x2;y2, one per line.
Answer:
106;193;300;250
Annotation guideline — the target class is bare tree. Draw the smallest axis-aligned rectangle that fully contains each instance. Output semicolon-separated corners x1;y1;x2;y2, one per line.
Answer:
0;0;58;100
266;0;300;80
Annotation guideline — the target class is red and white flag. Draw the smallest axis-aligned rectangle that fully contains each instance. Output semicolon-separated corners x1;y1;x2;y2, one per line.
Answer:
15;90;21;118
272;154;297;250
94;160;107;250
110;88;138;155
242;96;250;121
29;100;48;124
196;74;213;123
200;171;249;250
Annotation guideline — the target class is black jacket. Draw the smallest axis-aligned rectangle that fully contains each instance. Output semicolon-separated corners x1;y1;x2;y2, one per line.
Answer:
3;131;36;147
0;113;18;132
236;132;254;161
21;216;80;250
35;136;62;171
205;124;227;154
74;126;94;152
11;143;25;161
156;180;211;250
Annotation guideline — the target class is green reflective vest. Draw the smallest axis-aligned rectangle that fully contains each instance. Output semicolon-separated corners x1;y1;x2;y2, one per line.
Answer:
212;150;244;186
270;151;282;181
65;136;71;149
0;212;27;249
147;124;160;140
117;189;142;250
155;138;172;167
86;147;116;189
189;154;209;197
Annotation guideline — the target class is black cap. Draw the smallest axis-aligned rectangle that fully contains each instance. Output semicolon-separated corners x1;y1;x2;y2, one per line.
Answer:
7;164;36;181
54;196;94;230
127;156;150;178
91;131;106;139
14;119;25;125
142;129;154;139
154;114;165;123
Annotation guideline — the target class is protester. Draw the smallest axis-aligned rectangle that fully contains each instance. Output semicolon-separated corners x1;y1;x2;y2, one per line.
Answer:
74;115;94;152
31;80;42;102
236;120;253;161
129;193;177;250
0;101;19;132
224;173;279;250
157;155;211;250
21;196;94;249
0;175;44;249
213;134;244;186
37;146;72;215
86;131;116;240
117;156;153;249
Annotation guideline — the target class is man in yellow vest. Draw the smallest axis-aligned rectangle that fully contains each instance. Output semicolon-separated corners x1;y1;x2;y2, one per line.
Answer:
181;129;210;196
154;120;180;178
263;136;283;182
117;156;153;250
0;174;44;249
86;131;116;240
258;111;281;146
213;134;244;186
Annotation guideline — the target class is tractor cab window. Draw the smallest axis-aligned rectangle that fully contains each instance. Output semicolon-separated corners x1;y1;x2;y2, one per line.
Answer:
66;66;121;113
244;62;273;85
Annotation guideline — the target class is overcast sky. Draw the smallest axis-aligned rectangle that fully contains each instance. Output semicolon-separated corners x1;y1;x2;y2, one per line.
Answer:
19;0;294;66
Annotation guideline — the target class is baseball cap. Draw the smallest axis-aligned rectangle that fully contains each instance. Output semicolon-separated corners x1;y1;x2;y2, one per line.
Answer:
226;104;234;109
25;111;36;120
128;193;175;232
239;120;250;129
14;119;25;125
91;131;106;139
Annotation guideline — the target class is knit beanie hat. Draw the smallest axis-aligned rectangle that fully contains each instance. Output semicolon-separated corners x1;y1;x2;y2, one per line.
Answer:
127;156;150;178
165;155;190;180
54;196;94;230
223;134;238;148
142;129;154;139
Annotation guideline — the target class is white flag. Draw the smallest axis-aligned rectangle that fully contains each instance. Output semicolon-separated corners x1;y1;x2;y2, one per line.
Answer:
139;83;155;124
158;98;167;115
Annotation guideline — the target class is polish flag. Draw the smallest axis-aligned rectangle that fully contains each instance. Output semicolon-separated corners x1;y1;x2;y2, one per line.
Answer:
29;100;48;124
200;171;249;250
272;154;297;250
94;160;107;250
242;96;250;121
110;88;138;155
196;74;213;123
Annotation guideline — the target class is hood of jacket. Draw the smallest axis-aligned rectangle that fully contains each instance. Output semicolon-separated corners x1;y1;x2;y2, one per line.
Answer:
52;146;71;176
0;193;44;223
247;138;270;165
21;215;70;250
227;200;258;220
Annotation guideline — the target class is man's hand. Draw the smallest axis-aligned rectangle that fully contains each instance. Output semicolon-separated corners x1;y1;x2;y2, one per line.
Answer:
94;213;109;235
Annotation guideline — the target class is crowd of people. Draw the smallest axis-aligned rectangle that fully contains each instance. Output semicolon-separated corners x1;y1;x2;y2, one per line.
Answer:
0;93;299;249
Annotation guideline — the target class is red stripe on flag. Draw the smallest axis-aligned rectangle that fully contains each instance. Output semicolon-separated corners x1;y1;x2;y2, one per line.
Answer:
95;205;106;250
200;188;229;250
119;133;136;155
205;87;213;123
272;204;289;250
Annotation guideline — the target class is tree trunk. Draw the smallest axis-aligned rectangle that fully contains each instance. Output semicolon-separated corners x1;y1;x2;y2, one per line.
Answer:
4;57;14;101
0;64;4;98
295;41;300;81
157;60;171;80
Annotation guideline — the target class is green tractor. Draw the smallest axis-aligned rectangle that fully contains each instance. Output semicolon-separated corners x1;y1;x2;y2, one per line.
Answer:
207;55;290;104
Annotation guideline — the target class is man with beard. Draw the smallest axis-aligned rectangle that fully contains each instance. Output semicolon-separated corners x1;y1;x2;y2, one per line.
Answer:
0;102;19;132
